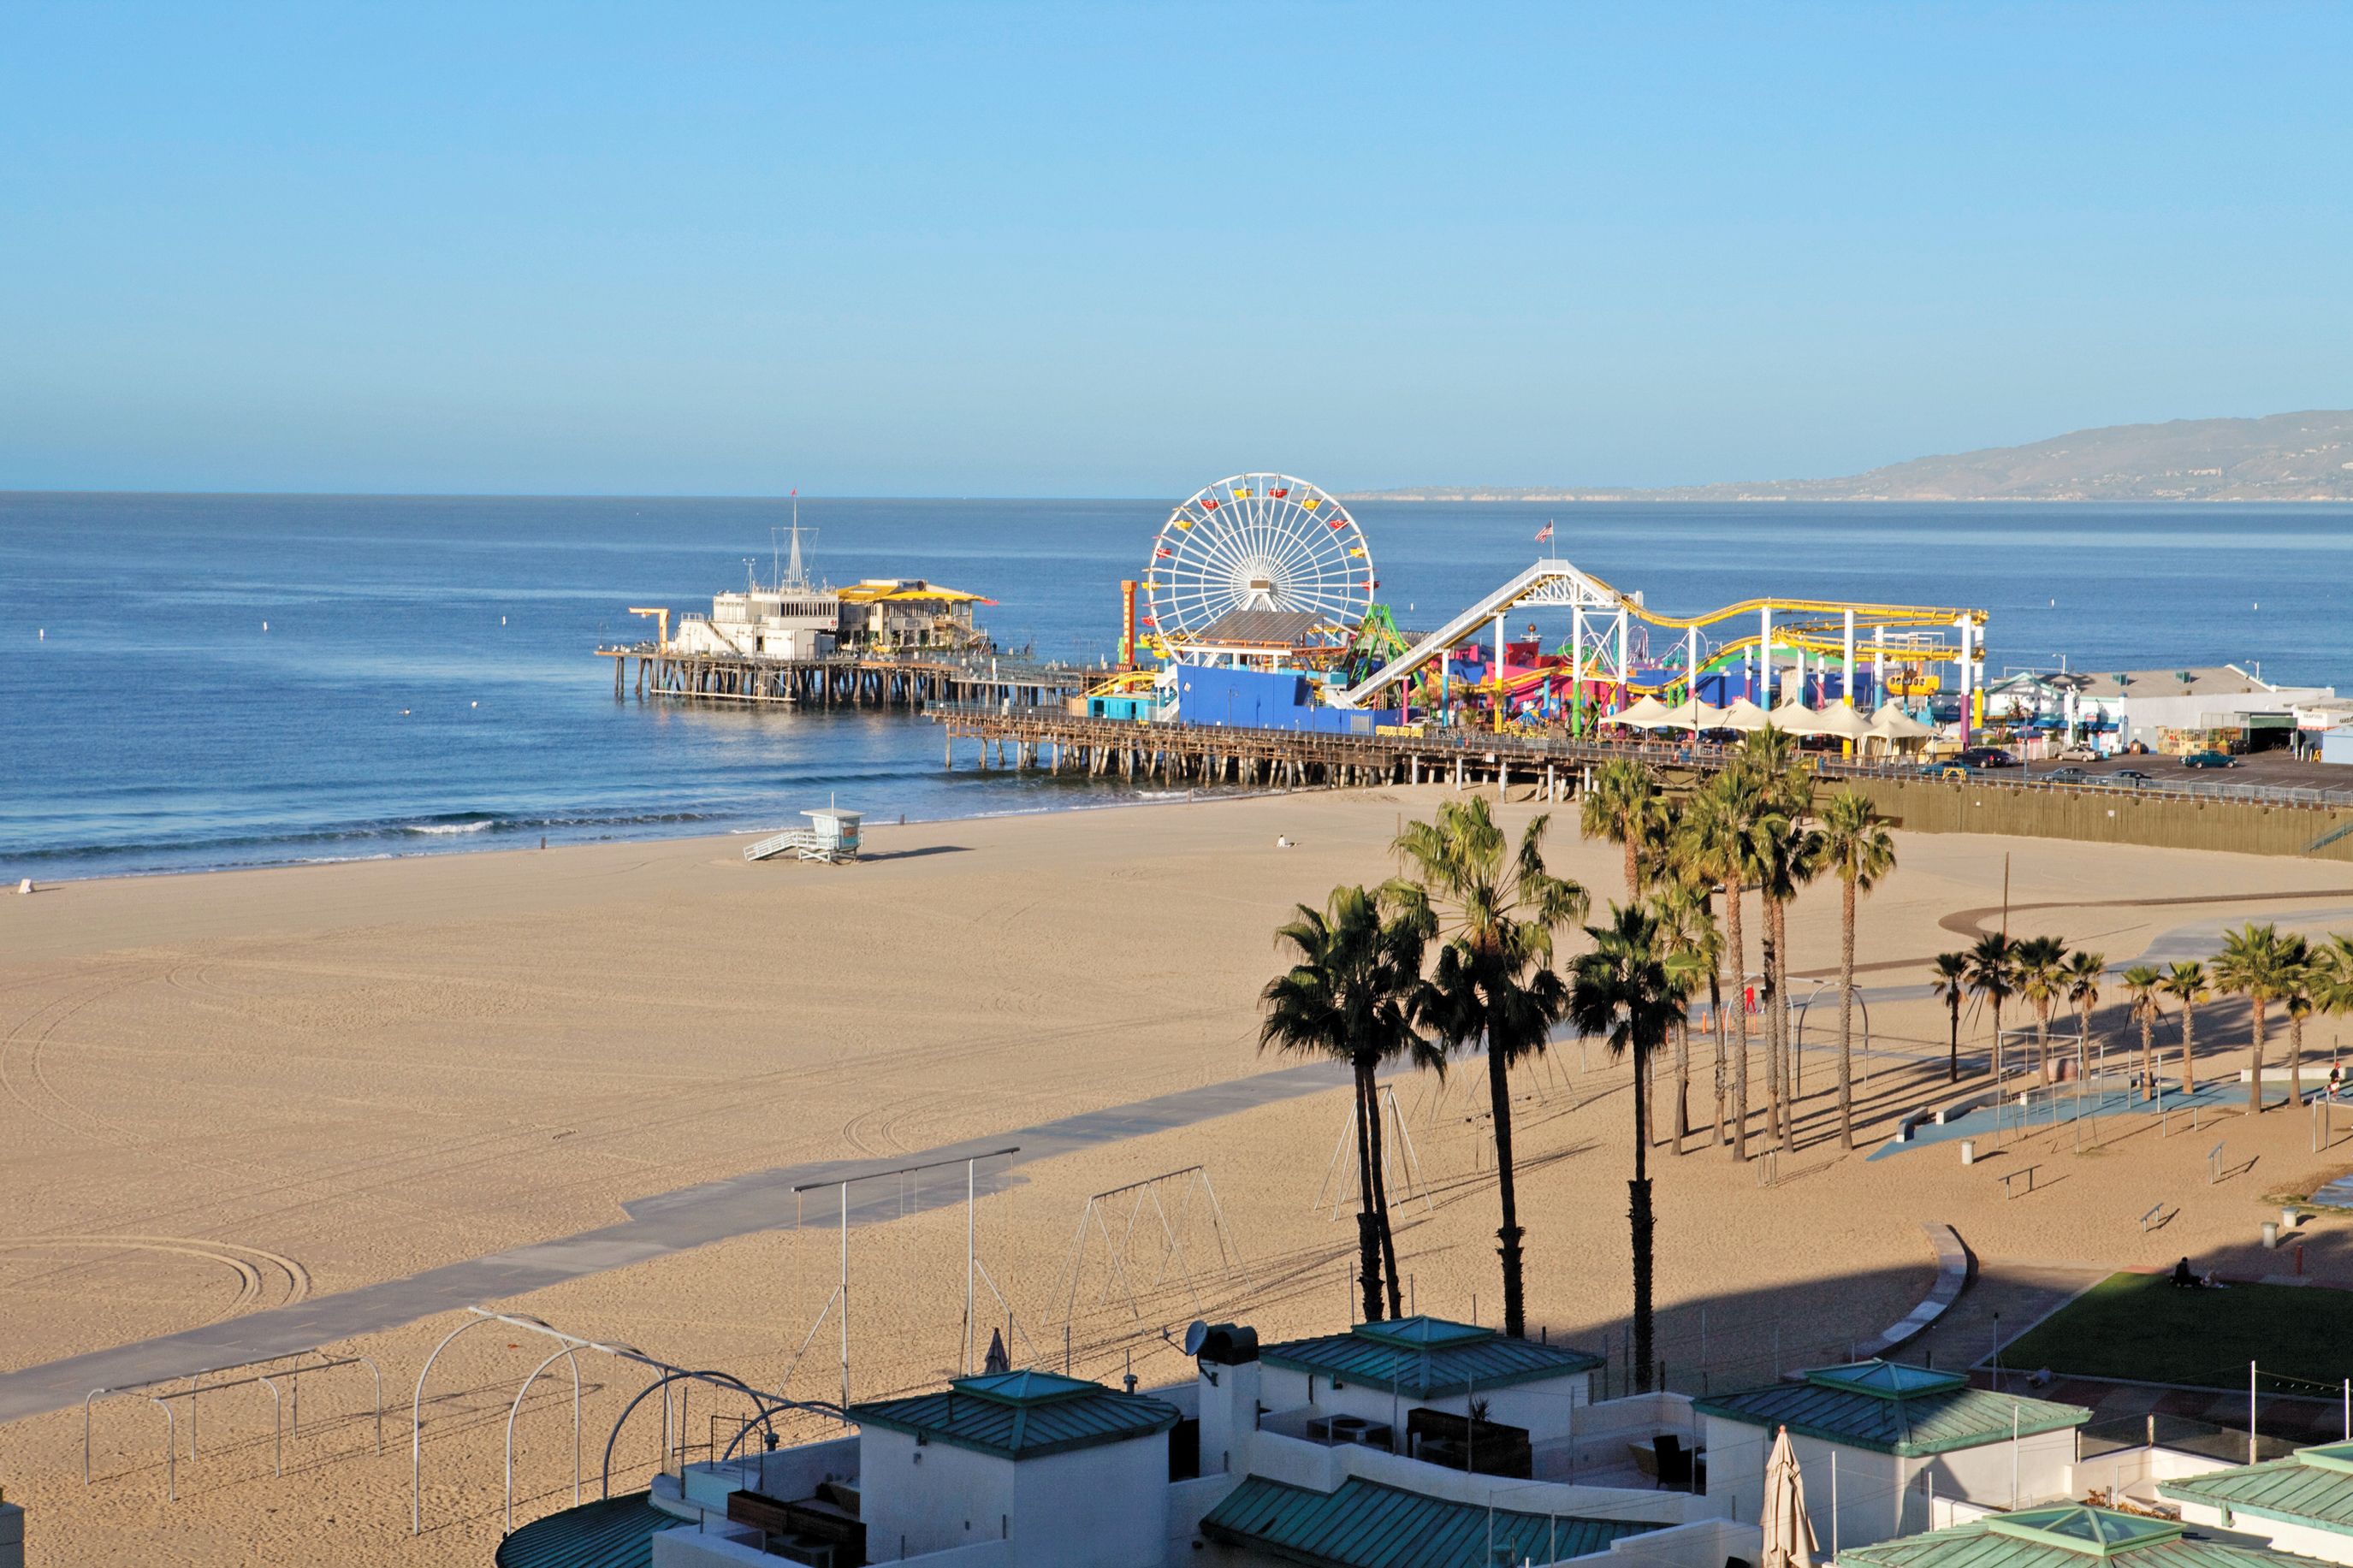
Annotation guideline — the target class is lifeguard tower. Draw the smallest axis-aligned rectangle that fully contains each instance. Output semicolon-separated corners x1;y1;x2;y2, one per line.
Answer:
744;807;864;864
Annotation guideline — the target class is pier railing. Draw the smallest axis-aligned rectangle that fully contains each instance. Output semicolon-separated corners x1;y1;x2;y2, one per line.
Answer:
930;702;2353;812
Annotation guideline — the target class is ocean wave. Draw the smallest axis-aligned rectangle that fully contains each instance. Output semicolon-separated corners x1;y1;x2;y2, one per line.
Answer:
404;820;493;836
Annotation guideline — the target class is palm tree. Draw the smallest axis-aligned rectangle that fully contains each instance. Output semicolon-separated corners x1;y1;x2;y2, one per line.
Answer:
1650;875;1720;1154
1816;790;1895;1149
1581;757;1663;898
1260;885;1438;1320
2214;923;2287;1115
2320;938;2353;1092
2160;961;2208;1093
2064;950;2106;1085
1965;932;2017;1083
2277;933;2315;1110
1677;775;1759;1158
2015;936;2070;1085
1747;808;1820;1151
2121;964;2165;1101
1929;952;1970;1084
1568;900;1700;1393
1391;796;1587;1339
1740;730;1817;1151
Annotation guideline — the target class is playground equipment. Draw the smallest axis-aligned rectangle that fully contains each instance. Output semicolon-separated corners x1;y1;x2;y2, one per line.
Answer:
1142;473;1375;664
1327;556;1988;736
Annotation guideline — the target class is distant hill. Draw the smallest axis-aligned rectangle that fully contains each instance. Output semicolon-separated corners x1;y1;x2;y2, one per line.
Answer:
1348;411;2353;502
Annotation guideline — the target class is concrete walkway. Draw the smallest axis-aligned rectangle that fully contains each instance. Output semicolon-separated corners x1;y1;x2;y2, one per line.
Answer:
0;1058;1362;1426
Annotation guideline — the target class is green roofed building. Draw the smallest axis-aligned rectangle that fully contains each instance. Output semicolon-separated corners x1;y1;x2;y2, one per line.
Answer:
1200;1473;1666;1568
1253;1316;1603;1457
1695;1362;2092;1551
1837;1504;2334;1568
849;1370;1182;1566
2160;1441;2353;1565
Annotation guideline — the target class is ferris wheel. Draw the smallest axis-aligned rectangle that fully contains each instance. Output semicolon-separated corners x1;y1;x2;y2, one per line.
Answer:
1141;473;1376;654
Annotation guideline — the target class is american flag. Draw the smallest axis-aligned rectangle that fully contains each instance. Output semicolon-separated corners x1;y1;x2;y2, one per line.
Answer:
1535;520;1554;543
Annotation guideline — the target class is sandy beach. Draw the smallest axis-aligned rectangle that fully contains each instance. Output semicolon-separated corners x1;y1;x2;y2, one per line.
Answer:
5;790;2353;1565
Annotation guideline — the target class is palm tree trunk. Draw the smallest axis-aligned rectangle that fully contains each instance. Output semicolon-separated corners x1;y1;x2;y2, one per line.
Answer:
1673;1015;1690;1154
1947;996;1961;1086
1725;879;1749;1161
1352;1071;1382;1322
2291;1012;2305;1110
1487;1038;1527;1338
2182;1003;2196;1094
1624;836;1639;901
2036;1009;2050;1086
1838;876;1856;1150
1710;971;1728;1146
2141;1012;2155;1102
1774;896;1795;1155
1362;1062;1403;1320
1759;908;1781;1146
2249;999;2267;1115
1629;1035;1655;1392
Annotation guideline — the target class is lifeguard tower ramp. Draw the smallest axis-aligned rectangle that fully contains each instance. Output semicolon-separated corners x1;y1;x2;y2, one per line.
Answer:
744;808;863;864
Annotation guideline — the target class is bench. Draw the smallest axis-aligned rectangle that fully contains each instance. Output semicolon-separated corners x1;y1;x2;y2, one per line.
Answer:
1999;1165;2040;1198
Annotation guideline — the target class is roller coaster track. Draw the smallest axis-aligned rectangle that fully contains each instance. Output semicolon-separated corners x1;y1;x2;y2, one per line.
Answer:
1331;557;1985;708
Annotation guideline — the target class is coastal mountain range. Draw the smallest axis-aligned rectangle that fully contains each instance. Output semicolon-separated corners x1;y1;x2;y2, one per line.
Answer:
1346;411;2353;502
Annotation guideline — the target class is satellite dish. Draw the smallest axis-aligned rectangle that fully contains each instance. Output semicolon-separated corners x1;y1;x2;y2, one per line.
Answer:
1182;1320;1211;1357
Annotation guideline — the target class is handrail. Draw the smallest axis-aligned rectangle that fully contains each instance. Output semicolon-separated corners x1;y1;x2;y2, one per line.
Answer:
930;707;2353;809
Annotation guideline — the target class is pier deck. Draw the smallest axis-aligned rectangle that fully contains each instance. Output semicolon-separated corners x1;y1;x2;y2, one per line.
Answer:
599;643;1099;709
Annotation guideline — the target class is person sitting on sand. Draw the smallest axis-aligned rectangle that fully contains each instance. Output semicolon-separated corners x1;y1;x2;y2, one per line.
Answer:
2172;1257;2195;1288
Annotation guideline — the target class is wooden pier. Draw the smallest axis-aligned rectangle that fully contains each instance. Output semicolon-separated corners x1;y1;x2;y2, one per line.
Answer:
599;643;1098;710
937;706;1617;796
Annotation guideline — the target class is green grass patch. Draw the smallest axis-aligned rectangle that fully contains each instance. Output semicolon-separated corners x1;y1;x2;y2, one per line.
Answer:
1998;1272;2353;1391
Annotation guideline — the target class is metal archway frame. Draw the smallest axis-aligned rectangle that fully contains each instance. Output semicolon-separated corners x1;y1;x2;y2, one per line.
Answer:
412;1309;649;1536
504;1345;584;1533
596;1370;842;1500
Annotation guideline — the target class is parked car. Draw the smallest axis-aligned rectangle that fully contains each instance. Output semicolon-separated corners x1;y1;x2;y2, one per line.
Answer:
1958;746;2018;768
2042;766;2089;784
1919;762;1973;780
2056;744;2099;761
2113;769;2154;784
2182;751;2237;769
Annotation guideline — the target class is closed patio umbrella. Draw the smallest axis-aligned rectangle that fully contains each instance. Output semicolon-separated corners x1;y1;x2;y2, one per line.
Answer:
1760;1425;1819;1568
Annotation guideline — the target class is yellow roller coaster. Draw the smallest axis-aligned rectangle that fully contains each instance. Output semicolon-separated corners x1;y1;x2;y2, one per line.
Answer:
1331;558;1988;711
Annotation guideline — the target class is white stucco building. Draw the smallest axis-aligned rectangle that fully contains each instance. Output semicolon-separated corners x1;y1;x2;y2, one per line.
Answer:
1697;1360;2091;1551
2160;1440;2353;1565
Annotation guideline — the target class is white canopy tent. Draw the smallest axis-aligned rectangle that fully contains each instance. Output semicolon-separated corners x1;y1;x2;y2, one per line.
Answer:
1611;694;1680;729
1868;702;1937;740
1768;700;1829;736
1719;698;1773;732
1811;704;1874;741
1660;696;1730;731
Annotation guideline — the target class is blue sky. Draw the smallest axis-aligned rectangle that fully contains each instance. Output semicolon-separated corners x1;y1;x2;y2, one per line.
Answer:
3;3;2347;496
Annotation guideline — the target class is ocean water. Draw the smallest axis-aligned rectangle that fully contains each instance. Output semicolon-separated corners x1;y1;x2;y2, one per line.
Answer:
3;493;2350;880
